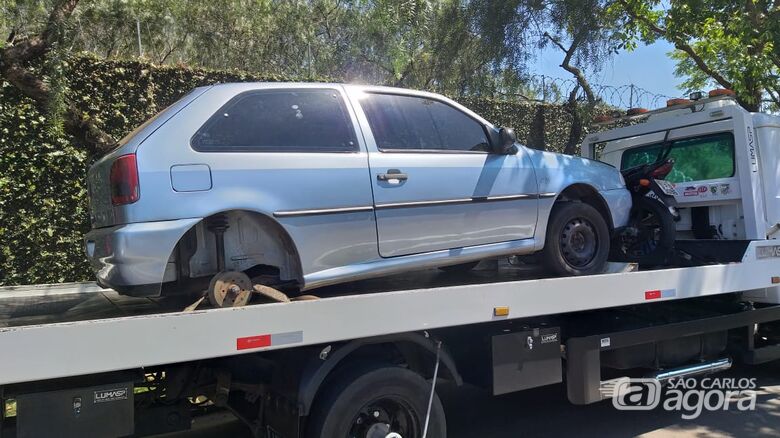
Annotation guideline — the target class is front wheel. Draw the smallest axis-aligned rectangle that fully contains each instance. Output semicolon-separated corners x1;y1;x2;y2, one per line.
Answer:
305;365;446;438
541;202;610;276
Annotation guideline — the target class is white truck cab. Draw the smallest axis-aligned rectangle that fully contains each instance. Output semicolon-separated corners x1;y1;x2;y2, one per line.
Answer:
582;92;780;303
582;92;780;243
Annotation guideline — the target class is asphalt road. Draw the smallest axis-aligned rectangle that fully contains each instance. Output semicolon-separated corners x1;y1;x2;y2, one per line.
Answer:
165;360;780;438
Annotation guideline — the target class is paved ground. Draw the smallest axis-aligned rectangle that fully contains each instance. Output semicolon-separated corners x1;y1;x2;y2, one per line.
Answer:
168;361;780;438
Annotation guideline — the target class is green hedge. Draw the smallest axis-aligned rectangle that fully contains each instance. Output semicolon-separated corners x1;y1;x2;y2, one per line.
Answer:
0;55;586;286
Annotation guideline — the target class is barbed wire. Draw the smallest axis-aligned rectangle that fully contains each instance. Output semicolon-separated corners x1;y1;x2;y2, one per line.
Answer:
516;74;676;109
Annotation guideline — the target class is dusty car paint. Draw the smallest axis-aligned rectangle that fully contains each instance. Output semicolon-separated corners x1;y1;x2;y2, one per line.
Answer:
85;83;631;295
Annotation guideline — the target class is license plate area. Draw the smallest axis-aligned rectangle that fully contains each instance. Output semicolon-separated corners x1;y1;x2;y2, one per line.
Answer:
656;179;678;196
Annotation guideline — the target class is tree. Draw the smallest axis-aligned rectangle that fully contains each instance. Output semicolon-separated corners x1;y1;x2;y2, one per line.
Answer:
1;0;115;154
609;0;780;111
475;0;618;152
535;0;619;154
0;0;624;156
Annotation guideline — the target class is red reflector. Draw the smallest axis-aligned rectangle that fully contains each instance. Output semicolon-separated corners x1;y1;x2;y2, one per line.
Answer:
645;290;662;300
237;334;271;350
110;154;140;206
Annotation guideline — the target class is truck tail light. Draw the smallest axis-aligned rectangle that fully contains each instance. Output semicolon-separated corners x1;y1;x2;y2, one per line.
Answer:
110;154;139;205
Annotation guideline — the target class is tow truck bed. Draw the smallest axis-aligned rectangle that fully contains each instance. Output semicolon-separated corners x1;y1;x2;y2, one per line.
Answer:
0;240;778;387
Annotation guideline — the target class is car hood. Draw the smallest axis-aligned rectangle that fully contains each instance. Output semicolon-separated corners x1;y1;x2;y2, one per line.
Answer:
525;148;626;192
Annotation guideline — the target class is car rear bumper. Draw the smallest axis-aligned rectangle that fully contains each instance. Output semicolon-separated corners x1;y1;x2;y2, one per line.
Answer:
84;218;200;296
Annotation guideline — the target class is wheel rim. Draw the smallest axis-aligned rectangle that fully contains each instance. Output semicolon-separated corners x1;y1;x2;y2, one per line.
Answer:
349;396;420;438
559;217;598;268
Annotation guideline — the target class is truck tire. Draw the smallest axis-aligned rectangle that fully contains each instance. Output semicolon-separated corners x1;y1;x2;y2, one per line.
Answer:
305;365;446;438
542;202;610;276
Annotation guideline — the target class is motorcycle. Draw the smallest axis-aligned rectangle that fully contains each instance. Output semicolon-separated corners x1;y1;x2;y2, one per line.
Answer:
611;136;680;266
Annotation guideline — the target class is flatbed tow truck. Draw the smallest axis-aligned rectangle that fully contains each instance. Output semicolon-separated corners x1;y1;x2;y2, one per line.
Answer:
3;91;780;438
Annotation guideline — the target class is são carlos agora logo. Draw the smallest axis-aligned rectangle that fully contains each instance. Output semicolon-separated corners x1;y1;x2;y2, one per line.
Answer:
602;377;757;420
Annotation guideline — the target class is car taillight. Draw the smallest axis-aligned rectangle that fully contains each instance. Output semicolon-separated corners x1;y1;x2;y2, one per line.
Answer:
110;154;139;205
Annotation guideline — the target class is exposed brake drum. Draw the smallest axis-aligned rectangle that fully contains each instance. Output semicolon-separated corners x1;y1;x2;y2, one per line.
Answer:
208;271;253;307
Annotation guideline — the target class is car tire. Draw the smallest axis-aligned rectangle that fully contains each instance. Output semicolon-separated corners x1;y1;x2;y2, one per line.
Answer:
438;261;479;273
305;365;446;438
541;202;610;276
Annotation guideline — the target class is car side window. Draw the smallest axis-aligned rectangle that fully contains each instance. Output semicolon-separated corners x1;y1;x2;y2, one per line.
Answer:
360;93;490;152
192;89;357;152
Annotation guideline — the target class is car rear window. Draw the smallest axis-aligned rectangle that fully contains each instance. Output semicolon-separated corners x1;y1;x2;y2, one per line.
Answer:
620;132;735;183
191;89;358;152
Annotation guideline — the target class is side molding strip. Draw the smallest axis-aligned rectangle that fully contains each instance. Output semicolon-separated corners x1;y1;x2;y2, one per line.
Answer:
273;206;374;218
274;193;557;217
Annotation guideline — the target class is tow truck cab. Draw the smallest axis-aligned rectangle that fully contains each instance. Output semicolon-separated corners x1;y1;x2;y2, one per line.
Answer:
583;94;780;245
582;93;780;304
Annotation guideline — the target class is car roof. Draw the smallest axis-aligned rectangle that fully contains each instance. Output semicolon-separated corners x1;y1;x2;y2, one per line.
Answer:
206;82;494;128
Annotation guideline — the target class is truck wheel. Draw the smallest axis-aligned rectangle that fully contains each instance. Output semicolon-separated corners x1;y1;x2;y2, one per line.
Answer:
542;202;610;276
306;365;446;438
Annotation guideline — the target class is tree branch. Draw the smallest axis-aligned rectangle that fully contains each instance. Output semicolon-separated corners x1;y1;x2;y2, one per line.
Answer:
0;0;116;154
544;31;596;104
616;0;734;90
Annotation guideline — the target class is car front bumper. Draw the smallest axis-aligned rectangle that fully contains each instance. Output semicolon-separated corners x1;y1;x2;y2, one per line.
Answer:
84;218;200;296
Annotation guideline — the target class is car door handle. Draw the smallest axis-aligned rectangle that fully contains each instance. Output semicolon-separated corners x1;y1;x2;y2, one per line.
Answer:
377;170;408;182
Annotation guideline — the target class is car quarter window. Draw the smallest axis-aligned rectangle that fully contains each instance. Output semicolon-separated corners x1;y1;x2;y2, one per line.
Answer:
360;93;491;152
620;132;735;183
191;89;357;152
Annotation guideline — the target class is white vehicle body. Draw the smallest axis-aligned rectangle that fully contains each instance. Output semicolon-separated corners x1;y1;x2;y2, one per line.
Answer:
583;95;779;243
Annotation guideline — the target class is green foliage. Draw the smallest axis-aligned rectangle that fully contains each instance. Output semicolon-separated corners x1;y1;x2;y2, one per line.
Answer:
0;55;588;286
1;0;542;96
0;80;91;285
608;0;780;111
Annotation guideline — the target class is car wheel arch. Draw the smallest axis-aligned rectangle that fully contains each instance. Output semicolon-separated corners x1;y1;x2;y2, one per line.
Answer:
171;208;304;286
554;183;614;231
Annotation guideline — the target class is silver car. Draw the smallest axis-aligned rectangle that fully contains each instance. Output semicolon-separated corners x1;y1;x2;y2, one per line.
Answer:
85;83;630;300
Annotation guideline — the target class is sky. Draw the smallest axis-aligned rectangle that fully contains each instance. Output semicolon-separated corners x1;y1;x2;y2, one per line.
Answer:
529;40;687;108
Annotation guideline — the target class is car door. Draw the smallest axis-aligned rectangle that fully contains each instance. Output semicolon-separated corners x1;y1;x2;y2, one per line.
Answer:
350;90;539;257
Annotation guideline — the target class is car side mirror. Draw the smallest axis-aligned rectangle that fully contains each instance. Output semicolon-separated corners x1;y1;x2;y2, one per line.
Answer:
495;127;518;154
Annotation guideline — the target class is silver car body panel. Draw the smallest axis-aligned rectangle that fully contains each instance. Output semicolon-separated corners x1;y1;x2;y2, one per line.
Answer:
346;86;541;257
525;148;631;250
85;82;631;295
85;218;200;290
87;86;213;228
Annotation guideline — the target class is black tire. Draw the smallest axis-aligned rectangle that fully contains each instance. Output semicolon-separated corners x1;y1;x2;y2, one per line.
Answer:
438;261;479;273
611;195;676;266
305;365;446;438
541;202;610;276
